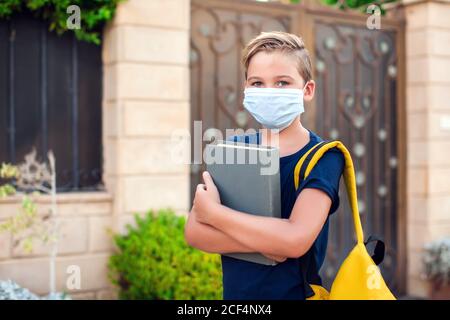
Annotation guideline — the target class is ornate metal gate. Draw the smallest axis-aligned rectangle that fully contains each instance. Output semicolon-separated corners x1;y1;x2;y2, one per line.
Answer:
190;0;406;294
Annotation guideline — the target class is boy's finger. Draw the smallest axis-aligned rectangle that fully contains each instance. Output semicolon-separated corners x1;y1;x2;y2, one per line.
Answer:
202;171;214;189
196;183;206;192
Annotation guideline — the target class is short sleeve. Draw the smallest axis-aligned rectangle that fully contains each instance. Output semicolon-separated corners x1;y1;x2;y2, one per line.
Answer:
295;148;345;215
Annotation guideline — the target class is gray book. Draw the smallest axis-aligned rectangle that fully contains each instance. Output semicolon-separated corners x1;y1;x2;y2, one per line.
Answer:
205;139;281;266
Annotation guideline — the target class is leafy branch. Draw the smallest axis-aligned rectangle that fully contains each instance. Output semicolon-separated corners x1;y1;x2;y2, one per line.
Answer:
0;0;126;44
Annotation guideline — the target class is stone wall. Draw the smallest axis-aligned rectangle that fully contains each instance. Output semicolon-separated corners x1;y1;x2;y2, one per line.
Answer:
102;0;191;232
402;0;450;298
0;193;115;299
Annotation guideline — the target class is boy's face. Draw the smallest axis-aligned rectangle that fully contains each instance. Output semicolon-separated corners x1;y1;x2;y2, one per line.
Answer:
244;51;315;102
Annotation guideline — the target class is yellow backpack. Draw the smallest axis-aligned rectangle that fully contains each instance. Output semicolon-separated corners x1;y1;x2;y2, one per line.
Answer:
294;140;396;300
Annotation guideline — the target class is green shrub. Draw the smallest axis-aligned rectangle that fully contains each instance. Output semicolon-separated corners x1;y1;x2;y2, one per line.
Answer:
108;209;222;300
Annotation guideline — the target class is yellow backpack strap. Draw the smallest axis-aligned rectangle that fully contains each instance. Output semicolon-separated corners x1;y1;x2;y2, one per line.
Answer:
293;141;326;190
293;140;364;244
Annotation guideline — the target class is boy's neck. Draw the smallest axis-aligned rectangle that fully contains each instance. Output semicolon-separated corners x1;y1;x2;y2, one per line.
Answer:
260;118;310;152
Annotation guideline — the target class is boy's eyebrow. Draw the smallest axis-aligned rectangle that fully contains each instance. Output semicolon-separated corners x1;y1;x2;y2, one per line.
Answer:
247;75;295;81
275;75;295;80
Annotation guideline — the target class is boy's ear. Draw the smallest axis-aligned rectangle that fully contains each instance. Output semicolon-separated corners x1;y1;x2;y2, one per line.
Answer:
303;80;315;102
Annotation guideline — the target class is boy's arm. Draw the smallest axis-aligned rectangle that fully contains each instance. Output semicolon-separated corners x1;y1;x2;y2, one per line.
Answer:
194;172;330;258
185;208;253;254
185;209;288;262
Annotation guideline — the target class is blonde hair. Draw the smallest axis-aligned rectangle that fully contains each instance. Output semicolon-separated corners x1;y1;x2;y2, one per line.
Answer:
241;31;312;82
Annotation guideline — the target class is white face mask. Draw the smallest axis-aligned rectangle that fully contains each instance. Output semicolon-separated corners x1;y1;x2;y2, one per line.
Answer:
243;84;308;131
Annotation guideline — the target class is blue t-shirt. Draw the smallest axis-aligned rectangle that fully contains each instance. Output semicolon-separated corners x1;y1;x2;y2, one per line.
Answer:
222;129;345;300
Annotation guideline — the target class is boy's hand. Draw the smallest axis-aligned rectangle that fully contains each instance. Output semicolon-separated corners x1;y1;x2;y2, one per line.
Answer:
192;171;221;224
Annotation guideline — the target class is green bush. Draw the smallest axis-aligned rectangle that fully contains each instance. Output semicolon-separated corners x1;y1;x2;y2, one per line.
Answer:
108;209;222;300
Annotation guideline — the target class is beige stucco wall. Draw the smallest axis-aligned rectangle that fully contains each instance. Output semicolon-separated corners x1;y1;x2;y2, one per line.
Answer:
0;193;115;299
102;0;191;232
402;0;450;298
0;0;191;299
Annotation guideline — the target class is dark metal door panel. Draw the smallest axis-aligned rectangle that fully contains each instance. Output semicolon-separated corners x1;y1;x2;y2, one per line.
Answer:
313;20;402;293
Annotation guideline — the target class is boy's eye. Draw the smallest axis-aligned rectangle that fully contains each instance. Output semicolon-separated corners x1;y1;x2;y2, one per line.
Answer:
276;81;289;87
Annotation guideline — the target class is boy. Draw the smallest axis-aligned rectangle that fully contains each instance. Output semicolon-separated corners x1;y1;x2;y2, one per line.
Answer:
185;31;344;300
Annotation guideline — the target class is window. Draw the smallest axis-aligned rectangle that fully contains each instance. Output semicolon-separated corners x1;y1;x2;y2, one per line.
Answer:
0;12;103;192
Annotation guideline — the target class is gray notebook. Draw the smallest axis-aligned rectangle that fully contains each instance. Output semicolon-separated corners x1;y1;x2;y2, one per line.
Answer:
205;139;281;266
